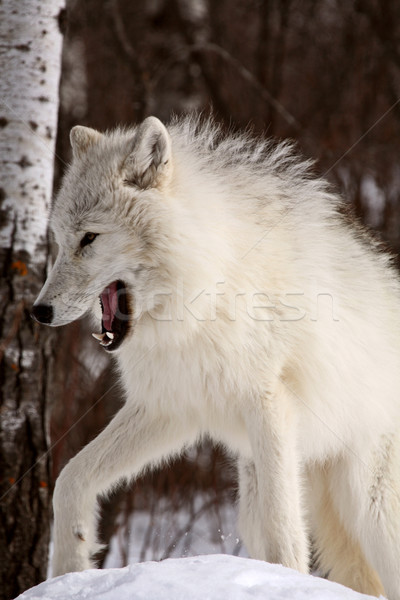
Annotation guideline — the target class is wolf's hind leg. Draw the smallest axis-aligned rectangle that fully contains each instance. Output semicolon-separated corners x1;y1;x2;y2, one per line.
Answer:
308;465;384;597
328;438;400;600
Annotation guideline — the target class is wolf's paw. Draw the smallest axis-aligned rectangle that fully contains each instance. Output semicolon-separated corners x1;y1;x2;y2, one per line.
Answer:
52;544;94;577
262;534;309;575
51;522;101;577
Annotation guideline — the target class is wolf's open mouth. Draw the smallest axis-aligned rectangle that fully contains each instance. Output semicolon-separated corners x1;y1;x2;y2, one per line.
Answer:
92;280;130;352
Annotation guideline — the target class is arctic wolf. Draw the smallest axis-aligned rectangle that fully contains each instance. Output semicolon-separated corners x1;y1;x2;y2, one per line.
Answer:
33;115;400;598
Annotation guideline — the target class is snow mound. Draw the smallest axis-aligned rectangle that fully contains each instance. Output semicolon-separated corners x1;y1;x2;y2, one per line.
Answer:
16;554;383;600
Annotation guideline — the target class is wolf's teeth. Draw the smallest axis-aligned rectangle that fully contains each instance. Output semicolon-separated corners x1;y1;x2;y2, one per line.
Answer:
100;339;112;347
105;331;114;339
92;332;105;341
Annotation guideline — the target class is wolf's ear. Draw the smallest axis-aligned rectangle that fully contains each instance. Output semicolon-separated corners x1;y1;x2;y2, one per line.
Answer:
123;117;172;189
70;126;103;160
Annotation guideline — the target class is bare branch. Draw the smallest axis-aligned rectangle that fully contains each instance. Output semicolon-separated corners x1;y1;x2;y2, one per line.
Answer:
187;42;301;131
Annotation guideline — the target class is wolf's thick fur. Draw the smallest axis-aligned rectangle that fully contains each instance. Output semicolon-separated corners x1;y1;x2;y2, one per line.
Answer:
35;115;400;597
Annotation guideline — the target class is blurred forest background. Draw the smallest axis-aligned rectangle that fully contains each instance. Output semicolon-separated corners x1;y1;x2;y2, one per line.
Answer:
2;0;400;597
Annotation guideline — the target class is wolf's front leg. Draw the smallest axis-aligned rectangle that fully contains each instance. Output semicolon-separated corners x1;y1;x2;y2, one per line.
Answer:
52;404;195;577
239;385;308;573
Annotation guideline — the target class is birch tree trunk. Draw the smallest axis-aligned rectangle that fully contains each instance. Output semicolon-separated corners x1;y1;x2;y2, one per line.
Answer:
0;1;64;597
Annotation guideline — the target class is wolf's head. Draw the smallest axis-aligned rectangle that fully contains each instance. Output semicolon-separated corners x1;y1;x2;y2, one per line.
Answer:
32;116;175;352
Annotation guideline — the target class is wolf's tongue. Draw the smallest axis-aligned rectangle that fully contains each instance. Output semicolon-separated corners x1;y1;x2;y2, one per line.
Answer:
101;281;119;331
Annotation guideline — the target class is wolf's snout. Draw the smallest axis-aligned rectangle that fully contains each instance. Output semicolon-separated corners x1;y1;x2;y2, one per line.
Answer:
31;303;54;325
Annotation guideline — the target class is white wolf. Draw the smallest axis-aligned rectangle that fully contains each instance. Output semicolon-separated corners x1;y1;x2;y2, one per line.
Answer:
33;115;400;598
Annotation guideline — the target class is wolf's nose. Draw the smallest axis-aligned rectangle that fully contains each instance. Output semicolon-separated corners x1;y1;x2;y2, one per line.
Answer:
31;303;54;324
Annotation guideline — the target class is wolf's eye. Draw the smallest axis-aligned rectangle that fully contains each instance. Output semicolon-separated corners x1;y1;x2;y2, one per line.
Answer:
80;232;98;248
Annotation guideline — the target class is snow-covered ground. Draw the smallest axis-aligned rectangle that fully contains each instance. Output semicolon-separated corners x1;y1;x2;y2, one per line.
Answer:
16;554;383;599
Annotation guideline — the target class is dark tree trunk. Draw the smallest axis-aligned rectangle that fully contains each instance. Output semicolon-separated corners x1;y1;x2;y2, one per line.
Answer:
0;284;52;597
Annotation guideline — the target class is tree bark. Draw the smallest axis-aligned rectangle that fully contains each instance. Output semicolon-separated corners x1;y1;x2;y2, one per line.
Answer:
0;0;64;597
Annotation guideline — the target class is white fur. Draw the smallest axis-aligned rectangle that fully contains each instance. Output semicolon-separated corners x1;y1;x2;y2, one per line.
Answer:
35;115;400;598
